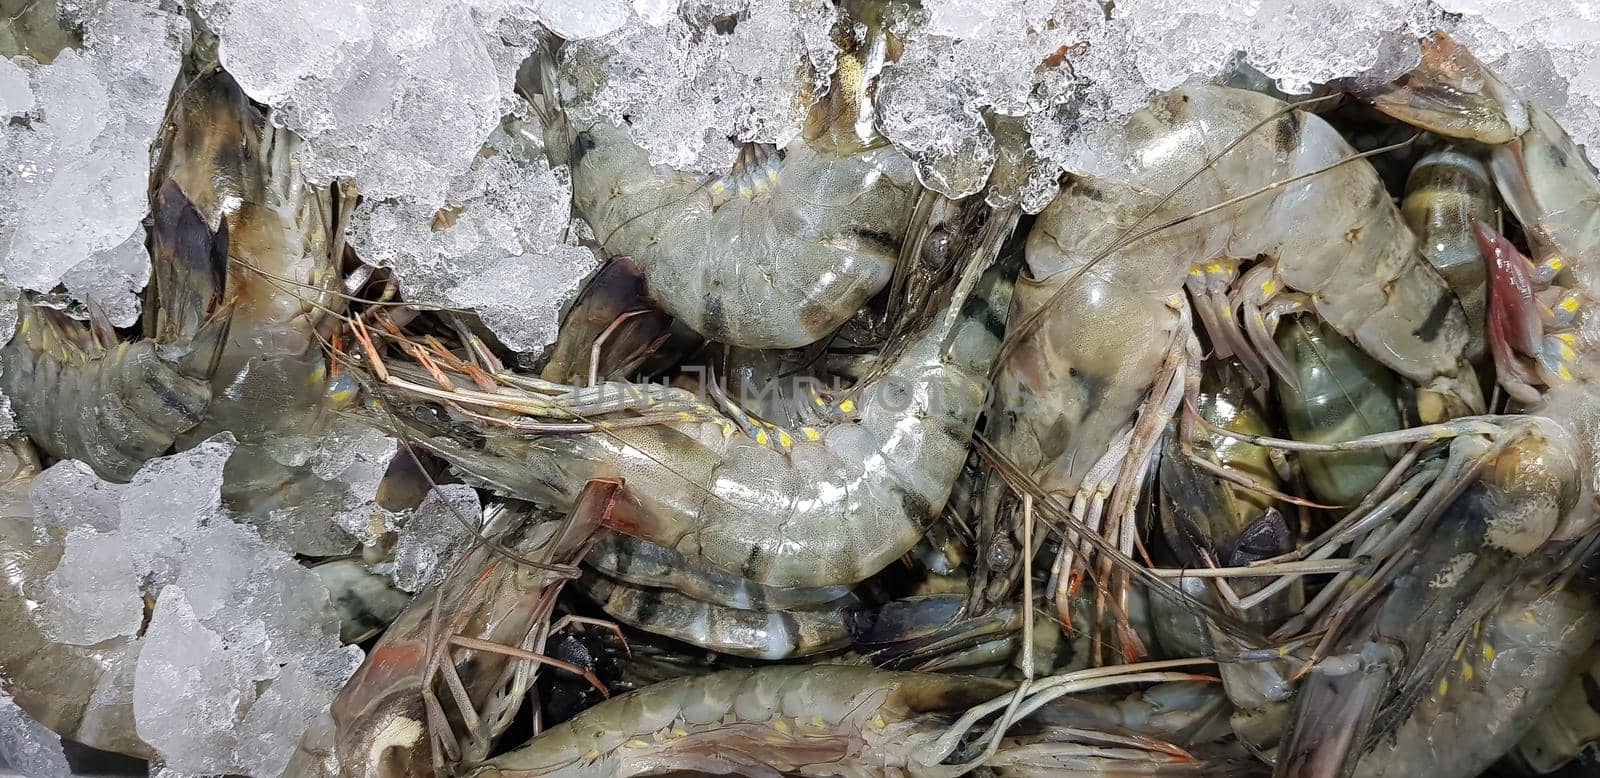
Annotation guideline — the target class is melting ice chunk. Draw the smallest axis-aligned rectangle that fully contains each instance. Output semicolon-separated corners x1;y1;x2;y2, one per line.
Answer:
349;119;598;354
0;1;188;316
33;527;144;646
0;690;71;778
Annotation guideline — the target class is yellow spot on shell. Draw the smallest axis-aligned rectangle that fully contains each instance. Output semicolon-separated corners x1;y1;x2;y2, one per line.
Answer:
1437;678;1449;696
778;430;793;448
1461;662;1474;681
1203;261;1225;274
1452;643;1465;662
1560;296;1582;314
1546;256;1566;271
810;715;824;728
308;362;328;384
839;399;855;414
755;430;769;446
872;715;887;729
802;428;821;441
1260;278;1280;296
628;739;649;748
1557;364;1574;381
773;720;789;734
1482;645;1496;661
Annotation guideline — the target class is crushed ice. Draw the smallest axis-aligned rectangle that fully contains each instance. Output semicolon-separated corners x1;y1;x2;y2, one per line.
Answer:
0;0;183;322
0;690;72;778
24;437;363;776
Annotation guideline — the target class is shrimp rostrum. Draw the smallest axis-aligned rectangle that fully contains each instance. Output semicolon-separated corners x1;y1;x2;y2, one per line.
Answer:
348;206;1019;590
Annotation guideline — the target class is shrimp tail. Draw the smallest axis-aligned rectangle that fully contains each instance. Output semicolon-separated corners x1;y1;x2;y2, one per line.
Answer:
1273;642;1400;778
148;178;234;378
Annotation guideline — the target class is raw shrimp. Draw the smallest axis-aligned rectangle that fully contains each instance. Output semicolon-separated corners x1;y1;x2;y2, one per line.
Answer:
463;663;1215;778
331;488;615;777
990;79;1481;652
312;558;415;644
0;179;231;482
586;533;854;611
152;64;359;552
579;574;856;660
546;24;922;349
155;65;345;448
1505;642;1600;774
0;435;151;759
354;209;1019;589
1150;359;1297;656
1275;416;1587;777
848;593;1033;673
1263;33;1600;778
1357;34;1600;475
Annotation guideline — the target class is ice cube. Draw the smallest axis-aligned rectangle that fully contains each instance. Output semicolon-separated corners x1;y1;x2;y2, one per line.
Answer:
536;0;631;39
0;57;31;118
132;587;240;773
118;436;234;585
195;0;510;206
32;526;143;646
0;1;187;318
381;483;480;591
558;0;840;171
29;458;125;533
0;690;71;778
349;120;597;354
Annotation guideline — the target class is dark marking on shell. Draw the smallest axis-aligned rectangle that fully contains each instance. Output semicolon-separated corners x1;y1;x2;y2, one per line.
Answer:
1412;290;1457;342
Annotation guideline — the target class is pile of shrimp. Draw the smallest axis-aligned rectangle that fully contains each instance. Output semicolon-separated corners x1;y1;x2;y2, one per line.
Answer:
4;6;1600;778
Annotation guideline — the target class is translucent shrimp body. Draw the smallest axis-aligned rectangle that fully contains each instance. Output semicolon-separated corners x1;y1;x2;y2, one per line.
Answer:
1349;569;1599;778
158;67;342;449
374;240;1017;589
1356;33;1600;533
562;54;921;349
993;84;1479;600
462;666;1014;778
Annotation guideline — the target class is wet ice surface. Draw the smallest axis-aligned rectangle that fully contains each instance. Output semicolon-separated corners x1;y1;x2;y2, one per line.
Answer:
378;483;481;592
348;118;598;353
557;0;840;172
26;438;363;776
0;0;183;322
0;691;72;778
